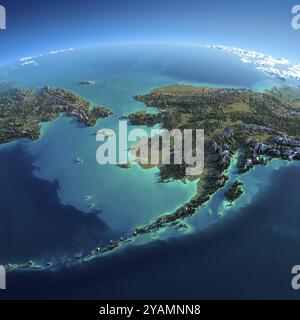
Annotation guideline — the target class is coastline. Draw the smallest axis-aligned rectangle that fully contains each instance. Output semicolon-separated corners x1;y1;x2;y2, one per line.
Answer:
4;155;296;273
0;48;297;272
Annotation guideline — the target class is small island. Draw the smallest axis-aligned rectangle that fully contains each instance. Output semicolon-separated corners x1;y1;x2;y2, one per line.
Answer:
117;163;132;169
5;83;300;270
224;180;244;203
78;80;95;85
0;86;113;144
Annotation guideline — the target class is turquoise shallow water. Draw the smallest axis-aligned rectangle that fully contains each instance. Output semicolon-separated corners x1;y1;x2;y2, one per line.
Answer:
2;45;300;299
25;116;198;232
21;83;197;234
186;157;296;233
4;159;300;299
0;44;284;266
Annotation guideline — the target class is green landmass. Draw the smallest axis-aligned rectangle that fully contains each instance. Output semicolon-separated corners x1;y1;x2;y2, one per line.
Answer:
4;82;300;270
127;84;300;234
224;180;244;203
0;86;113;144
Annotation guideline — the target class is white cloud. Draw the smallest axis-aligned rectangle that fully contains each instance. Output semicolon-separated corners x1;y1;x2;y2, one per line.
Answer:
21;60;38;66
208;45;300;81
19;56;34;62
18;48;74;66
49;48;74;55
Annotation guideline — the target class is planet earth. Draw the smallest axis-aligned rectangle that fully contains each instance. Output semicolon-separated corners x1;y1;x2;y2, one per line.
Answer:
1;44;300;299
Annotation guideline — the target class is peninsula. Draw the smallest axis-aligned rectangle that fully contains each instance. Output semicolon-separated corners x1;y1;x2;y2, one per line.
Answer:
5;83;300;271
126;84;300;234
0;86;113;144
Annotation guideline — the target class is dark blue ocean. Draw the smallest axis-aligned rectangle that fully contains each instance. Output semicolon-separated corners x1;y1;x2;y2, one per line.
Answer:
1;148;300;299
0;45;299;299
